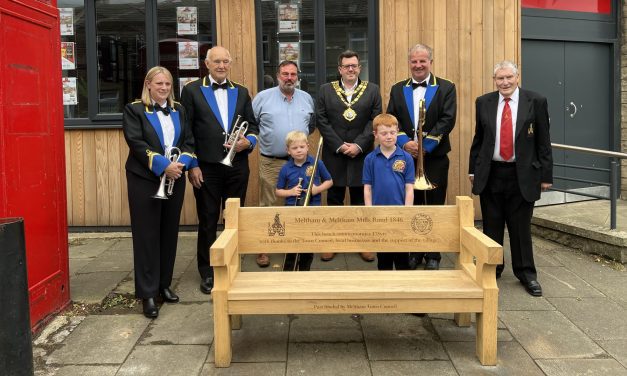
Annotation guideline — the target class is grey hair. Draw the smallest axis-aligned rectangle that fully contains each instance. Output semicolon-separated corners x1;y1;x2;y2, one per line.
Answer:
408;44;433;61
493;60;518;76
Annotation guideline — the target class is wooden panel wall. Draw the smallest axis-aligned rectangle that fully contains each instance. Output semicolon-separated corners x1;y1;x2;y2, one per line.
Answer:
380;0;521;207
65;0;520;226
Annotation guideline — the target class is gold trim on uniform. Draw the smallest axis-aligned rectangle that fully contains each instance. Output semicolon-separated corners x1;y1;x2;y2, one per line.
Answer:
146;149;160;171
392;160;406;173
331;80;368;122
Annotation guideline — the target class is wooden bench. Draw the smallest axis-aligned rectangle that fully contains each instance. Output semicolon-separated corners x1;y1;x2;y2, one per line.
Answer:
210;196;502;367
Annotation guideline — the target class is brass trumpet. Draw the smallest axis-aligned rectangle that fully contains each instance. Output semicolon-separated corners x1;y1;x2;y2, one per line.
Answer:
153;146;182;199
220;115;249;167
414;99;436;191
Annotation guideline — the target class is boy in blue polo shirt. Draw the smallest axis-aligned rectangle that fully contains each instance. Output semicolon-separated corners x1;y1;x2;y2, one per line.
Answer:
363;114;415;270
276;131;333;270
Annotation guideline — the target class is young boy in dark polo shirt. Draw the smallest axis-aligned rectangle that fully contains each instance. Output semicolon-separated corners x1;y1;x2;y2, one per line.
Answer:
363;114;415;270
276;130;333;270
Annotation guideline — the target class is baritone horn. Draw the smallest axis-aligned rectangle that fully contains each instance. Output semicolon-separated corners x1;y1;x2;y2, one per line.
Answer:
414;99;436;191
153;146;182;199
220;115;249;167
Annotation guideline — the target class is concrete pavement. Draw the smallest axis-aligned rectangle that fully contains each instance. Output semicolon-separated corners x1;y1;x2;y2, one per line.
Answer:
32;229;627;376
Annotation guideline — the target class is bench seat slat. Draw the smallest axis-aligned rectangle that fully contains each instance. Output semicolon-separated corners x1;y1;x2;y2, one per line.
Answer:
228;270;483;300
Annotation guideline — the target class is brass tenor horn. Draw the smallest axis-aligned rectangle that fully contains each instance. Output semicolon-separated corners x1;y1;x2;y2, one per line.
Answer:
220;115;249;167
414;99;436;190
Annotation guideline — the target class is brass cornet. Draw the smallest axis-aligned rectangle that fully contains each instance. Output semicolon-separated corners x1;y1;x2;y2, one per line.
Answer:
220;115;249;167
414;99;436;191
153;146;182;199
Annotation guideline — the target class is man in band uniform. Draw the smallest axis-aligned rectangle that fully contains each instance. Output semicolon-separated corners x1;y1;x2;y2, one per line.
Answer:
181;46;259;294
386;43;457;270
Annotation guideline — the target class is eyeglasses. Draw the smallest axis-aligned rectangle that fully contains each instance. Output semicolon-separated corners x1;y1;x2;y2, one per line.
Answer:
340;64;360;70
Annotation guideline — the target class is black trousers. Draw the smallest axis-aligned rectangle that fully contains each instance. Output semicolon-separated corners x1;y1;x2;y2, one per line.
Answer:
127;171;185;299
326;186;364;206
412;155;449;262
194;160;249;279
480;162;537;283
377;252;410;270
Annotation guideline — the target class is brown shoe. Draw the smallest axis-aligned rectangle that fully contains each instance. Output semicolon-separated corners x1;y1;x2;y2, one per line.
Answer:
256;253;270;267
360;252;375;262
320;253;335;261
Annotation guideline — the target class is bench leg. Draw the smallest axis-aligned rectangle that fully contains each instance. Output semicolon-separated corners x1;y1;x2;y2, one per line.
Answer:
213;291;232;367
476;291;498;366
454;313;471;327
231;314;242;330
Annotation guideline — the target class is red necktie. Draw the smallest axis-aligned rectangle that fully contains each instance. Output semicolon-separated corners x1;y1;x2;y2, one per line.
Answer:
500;98;513;161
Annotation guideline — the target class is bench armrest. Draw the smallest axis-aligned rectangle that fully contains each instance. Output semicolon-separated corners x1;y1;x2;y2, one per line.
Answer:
210;229;239;267
460;227;503;265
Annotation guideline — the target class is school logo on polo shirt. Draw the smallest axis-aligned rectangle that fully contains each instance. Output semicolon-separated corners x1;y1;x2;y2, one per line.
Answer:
392;160;406;173
306;166;314;176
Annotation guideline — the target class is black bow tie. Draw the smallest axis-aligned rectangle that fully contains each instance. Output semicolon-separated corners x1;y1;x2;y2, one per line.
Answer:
153;103;170;116
212;82;228;90
412;81;427;89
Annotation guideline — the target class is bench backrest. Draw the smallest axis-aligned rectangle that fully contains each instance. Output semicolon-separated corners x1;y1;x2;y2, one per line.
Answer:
223;196;475;254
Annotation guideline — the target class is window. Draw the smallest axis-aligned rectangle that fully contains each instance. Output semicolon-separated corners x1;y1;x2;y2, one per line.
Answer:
256;0;377;99
59;0;215;127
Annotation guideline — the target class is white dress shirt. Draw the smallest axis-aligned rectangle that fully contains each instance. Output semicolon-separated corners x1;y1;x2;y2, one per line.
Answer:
153;100;174;149
209;75;230;132
412;73;430;131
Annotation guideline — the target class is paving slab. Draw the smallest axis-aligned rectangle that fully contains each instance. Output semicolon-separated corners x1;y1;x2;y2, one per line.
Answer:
53;365;119;376
581;275;627;309
535;359;627;376
497;278;555;311
548;297;627;340
537;267;605;298
208;315;289;363
69;239;117;259
445;340;544;375
69;258;91;275
361;314;448;360
106;238;133;251
370;360;457;376
431;318;513;342
47;315;149;364
598;340;627;368
79;249;134;273
499;310;605;359
286;343;370;376
172;255;194;279
200;362;286;376
140;302;213;345
548;248;627;285
174;262;214;302
70;271;129;303
289;314;363;343
116;345;208;376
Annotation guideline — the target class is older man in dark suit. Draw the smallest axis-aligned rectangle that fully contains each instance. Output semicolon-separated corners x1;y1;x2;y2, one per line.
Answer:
387;43;457;271
181;46;259;294
469;60;553;297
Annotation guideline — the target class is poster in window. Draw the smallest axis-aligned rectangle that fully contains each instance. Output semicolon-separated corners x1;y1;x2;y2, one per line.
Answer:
59;8;74;36
179;77;199;95
178;41;199;70
61;42;76;70
278;3;299;33
278;42;299;64
177;7;198;35
62;77;78;105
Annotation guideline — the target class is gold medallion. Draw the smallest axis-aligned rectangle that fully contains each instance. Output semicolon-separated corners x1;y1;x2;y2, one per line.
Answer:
343;107;357;121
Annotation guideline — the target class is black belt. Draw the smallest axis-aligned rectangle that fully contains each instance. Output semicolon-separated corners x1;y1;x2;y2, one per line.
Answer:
260;153;289;161
491;161;516;167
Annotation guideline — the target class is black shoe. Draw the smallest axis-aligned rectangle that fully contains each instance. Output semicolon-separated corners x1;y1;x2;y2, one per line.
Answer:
200;277;214;295
142;298;158;318
496;272;502;279
523;280;542;297
408;254;421;270
424;259;440;270
496;264;504;279
160;288;179;303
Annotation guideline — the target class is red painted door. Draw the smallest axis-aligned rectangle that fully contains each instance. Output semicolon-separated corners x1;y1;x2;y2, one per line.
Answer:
0;0;69;329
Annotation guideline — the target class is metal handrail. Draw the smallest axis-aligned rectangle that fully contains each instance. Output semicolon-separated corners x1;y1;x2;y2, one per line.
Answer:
550;143;624;229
